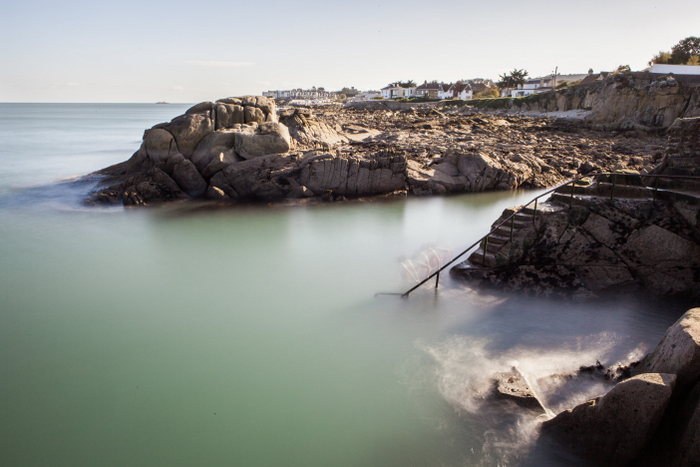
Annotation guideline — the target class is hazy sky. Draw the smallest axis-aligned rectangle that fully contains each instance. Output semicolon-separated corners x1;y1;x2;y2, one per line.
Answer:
1;0;697;103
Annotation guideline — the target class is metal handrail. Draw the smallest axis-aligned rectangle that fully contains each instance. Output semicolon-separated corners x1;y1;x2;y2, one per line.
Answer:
376;171;700;298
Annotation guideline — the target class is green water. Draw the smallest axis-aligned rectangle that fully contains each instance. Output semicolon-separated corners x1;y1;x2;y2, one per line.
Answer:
0;104;685;466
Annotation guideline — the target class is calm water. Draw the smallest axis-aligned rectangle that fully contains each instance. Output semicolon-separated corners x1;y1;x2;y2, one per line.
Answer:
0;104;686;466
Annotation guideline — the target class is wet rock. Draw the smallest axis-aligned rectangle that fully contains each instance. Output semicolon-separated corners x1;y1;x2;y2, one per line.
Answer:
492;369;545;411
634;308;700;393
539;373;676;465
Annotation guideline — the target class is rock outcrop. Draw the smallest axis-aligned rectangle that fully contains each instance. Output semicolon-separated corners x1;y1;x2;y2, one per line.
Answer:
86;96;666;205
87;97;406;205
451;116;700;300
538;308;700;466
452;179;700;299
539;373;676;465
491;71;700;131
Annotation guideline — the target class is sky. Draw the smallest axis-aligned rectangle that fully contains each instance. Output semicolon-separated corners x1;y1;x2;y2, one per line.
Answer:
1;0;698;103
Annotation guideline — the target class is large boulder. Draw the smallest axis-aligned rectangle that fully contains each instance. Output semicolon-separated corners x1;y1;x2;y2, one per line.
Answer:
539;373;676;465
171;159;207;197
160;113;213;158
634;308;700;392
672;380;700;466
189;130;241;173
144;128;179;162
234;123;291;159
215;104;245;129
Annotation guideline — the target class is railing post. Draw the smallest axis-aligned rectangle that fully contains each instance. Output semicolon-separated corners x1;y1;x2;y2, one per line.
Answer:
483;237;489;267
510;216;514;242
569;181;575;207
533;199;538;224
435;269;440;289
610;176;616;200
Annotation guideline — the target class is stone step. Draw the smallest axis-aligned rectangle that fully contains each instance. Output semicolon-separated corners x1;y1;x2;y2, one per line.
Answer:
549;192;592;207
468;249;498;268
484;234;509;247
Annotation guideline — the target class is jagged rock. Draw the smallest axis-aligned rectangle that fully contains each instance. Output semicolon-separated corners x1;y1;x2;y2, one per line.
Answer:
634;308;700;393
121;167;186;205
279;109;348;148
234;122;291;160
452;189;700;299
492;369;544;411
539;373;676;465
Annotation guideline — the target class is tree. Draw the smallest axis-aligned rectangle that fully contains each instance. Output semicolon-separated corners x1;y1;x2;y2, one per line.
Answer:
390;80;417;88
338;87;360;97
650;36;700;65
497;69;529;89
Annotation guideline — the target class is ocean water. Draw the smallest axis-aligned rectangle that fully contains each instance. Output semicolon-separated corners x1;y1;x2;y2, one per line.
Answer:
0;103;686;466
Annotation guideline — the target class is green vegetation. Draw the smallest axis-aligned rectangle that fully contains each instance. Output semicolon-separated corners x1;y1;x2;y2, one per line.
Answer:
650;36;700;65
338;87;360;97
496;69;529;89
390;80;417;88
474;87;500;99
463;97;513;109
395;95;437;103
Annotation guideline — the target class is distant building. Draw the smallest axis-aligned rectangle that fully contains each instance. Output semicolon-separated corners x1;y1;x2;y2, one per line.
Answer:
415;81;448;99
263;88;338;101
446;82;473;100
380;85;416;99
511;77;554;97
350;91;381;102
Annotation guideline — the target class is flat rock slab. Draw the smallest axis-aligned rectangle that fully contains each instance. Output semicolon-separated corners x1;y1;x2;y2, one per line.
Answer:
492;369;545;411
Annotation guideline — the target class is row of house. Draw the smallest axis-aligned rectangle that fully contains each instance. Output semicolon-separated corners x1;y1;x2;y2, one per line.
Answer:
379;81;476;100
505;65;700;98
263;87;337;100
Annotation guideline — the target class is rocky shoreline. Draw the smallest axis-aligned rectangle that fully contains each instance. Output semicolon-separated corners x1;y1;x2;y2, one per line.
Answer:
85;96;665;206
531;307;700;466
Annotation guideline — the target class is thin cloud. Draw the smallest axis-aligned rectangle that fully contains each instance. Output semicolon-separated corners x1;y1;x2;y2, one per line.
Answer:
186;61;254;68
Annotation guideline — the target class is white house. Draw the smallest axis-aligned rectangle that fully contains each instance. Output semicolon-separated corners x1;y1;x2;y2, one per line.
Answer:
510;77;554;98
380;85;416;99
651;64;700;76
447;82;473;100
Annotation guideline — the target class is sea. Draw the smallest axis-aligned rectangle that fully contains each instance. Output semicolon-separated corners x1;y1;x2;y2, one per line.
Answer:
0;103;686;466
